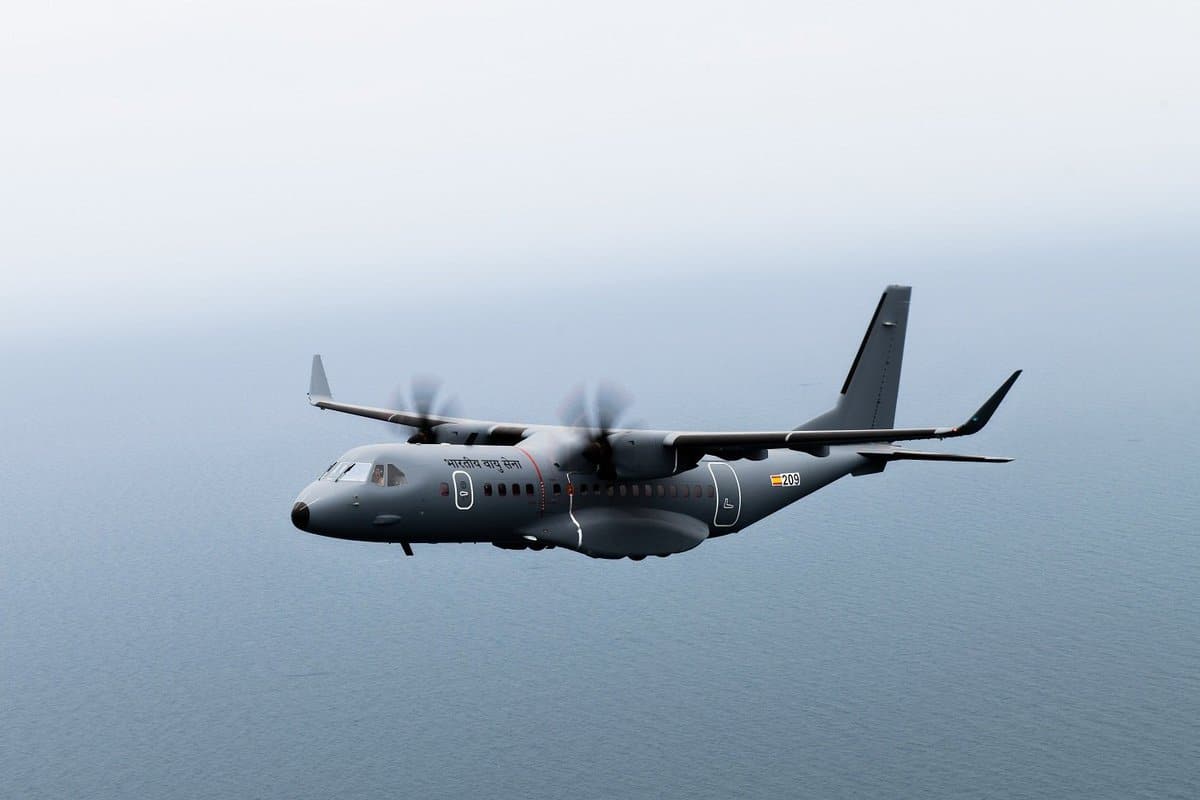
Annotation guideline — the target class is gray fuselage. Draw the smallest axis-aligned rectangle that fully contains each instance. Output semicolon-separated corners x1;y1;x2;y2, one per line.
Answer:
290;286;1018;558
292;440;868;558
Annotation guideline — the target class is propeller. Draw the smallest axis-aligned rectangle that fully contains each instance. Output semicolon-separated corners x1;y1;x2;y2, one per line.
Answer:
387;375;462;444
560;382;635;478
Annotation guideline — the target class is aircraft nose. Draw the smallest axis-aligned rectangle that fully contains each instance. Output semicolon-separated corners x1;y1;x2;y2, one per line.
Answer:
291;501;310;531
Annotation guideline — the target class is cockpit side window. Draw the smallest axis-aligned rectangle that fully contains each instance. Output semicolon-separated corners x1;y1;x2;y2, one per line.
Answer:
387;464;407;487
370;465;386;486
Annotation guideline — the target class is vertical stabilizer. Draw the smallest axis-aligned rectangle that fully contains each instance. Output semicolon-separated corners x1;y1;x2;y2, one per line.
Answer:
798;285;910;430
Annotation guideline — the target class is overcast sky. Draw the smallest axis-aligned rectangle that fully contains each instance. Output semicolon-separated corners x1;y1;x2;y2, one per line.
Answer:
2;1;1197;335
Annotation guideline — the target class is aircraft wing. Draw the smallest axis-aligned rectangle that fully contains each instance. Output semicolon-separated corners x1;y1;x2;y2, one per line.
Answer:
308;352;1018;463
307;354;454;427
664;371;1021;456
307;355;530;441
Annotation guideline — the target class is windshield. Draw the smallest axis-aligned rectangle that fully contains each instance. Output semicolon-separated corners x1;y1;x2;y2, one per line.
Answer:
320;461;371;482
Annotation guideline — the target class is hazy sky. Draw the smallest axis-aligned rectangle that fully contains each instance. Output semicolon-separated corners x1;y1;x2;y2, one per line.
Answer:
4;13;1200;796
2;1;1197;334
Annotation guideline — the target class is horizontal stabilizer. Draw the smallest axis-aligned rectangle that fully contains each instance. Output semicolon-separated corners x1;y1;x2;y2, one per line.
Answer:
858;447;1013;464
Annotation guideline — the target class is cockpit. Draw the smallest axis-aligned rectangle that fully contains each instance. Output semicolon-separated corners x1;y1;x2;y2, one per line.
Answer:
319;461;408;487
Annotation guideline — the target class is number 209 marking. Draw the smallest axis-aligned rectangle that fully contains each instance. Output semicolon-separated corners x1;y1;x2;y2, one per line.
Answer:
770;472;801;488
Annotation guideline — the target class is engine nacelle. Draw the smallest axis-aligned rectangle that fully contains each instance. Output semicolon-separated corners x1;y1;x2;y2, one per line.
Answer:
608;431;699;480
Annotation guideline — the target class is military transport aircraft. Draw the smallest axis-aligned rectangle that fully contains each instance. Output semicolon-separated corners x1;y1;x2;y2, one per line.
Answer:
291;285;1020;559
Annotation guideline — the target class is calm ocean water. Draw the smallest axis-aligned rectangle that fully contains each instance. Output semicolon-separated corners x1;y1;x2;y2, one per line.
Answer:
3;257;1197;798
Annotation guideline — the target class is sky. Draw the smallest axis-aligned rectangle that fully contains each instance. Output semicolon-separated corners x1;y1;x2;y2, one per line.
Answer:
1;1;1198;336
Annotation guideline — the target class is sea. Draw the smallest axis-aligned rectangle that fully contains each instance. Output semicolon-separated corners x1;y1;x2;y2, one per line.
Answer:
3;244;1197;799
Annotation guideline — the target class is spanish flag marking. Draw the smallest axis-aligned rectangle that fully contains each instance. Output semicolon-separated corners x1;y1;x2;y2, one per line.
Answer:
770;472;801;488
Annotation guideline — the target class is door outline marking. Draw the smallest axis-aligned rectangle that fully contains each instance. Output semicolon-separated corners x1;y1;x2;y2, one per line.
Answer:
707;462;742;527
451;470;474;511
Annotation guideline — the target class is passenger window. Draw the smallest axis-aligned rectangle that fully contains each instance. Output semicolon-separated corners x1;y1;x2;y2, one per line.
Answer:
439;482;450;496
656;485;665;498
593;483;601;495
682;484;690;498
387;464;407;487
498;483;507;496
669;485;678;498
631;484;640;497
707;485;716;498
619;484;627;497
484;483;493;496
693;485;702;498
552;483;562;495
643;484;652;497
511;483;519;495
525;483;535;495
606;484;614;497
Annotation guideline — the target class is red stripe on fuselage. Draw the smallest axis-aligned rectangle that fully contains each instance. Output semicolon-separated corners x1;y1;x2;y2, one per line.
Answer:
514;446;545;517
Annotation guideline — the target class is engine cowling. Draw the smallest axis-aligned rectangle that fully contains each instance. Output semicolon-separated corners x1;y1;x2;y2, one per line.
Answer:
606;431;699;480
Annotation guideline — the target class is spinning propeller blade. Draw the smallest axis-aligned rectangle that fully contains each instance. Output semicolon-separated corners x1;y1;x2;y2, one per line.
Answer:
385;375;462;444
560;382;635;479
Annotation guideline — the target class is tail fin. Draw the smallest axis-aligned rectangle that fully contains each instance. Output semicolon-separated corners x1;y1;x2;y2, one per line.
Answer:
798;285;911;431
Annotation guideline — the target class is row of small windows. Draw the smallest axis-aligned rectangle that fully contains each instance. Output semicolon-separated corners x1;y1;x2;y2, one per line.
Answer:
574;483;716;499
438;481;539;497
437;481;716;499
484;482;537;497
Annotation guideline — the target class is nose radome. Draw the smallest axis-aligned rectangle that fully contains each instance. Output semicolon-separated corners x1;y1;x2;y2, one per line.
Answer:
291;501;310;531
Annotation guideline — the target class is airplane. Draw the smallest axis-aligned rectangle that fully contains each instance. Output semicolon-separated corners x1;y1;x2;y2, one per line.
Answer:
290;285;1020;559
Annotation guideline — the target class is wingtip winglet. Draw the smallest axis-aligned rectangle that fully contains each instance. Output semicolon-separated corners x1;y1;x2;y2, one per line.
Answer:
308;354;332;405
955;369;1021;436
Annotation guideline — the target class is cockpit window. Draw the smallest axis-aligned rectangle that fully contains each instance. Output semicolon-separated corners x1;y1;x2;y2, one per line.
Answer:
318;462;338;480
320;462;347;481
387;464;407;487
365;463;407;487
329;461;370;482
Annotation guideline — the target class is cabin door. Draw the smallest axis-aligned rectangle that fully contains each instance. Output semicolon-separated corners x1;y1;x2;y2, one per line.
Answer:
707;462;741;528
452;470;474;511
